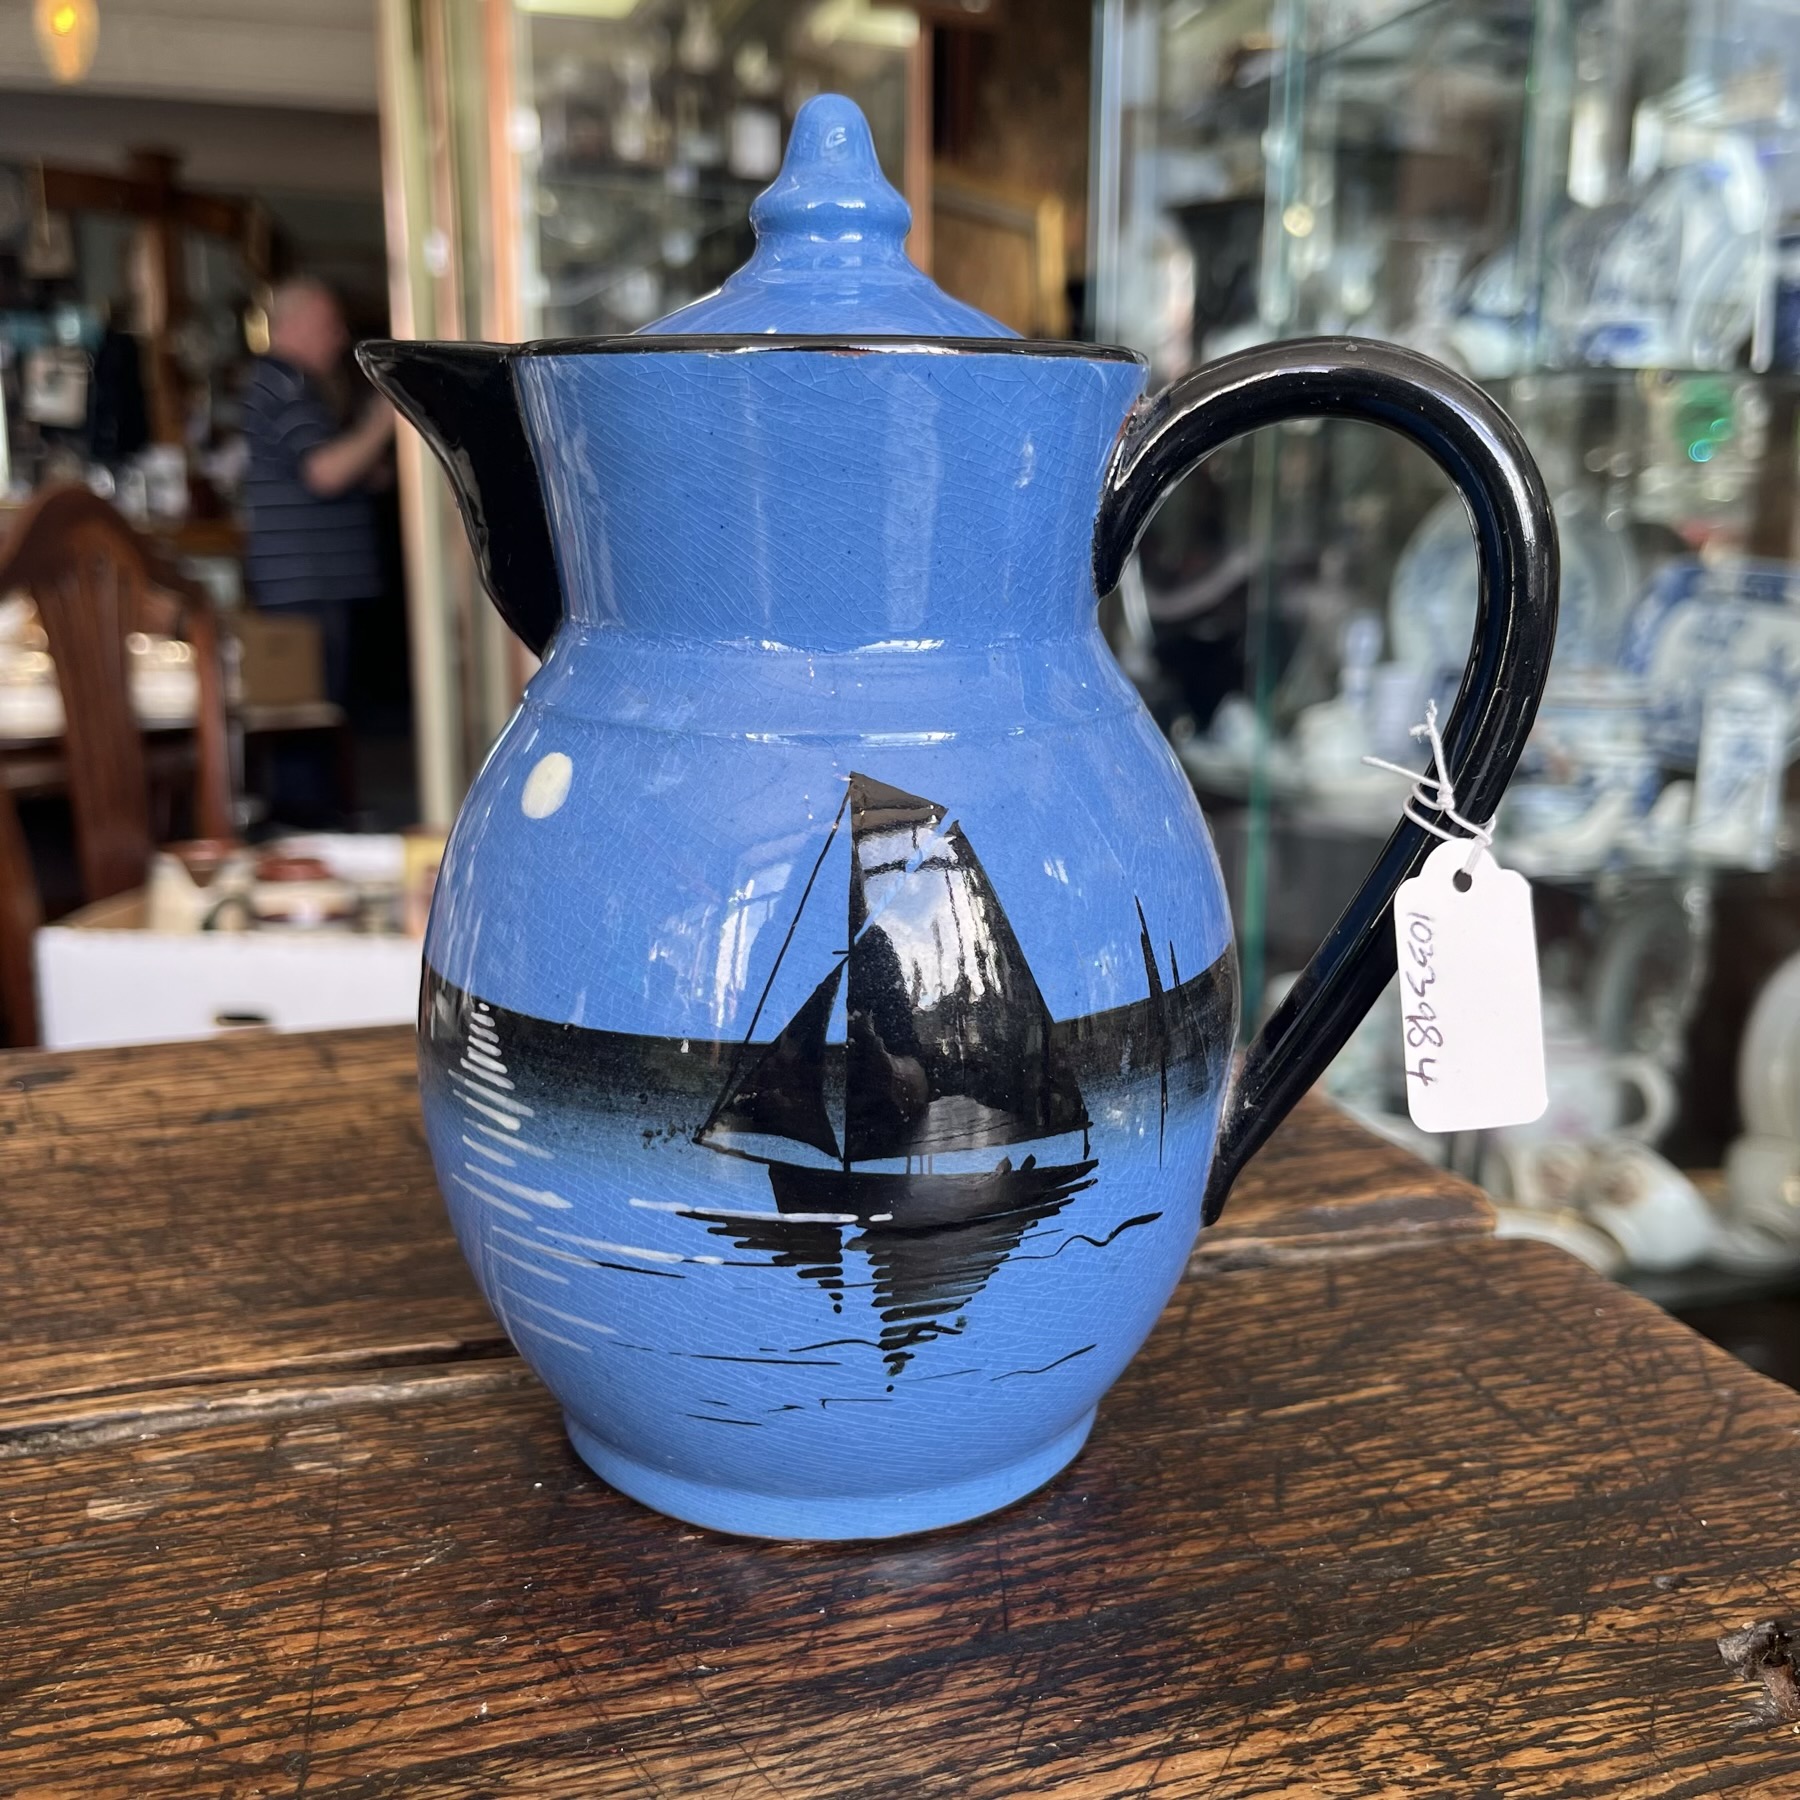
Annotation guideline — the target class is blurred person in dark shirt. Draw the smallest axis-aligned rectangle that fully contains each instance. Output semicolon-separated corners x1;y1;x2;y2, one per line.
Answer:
241;278;394;709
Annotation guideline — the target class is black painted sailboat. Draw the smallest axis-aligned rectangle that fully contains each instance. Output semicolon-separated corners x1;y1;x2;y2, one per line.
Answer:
695;774;1099;1233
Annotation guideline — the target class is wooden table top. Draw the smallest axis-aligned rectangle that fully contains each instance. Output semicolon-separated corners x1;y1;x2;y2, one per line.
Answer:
3;1026;1797;1797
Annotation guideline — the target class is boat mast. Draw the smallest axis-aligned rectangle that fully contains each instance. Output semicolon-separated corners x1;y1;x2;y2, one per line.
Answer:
697;782;852;1142
1135;897;1168;1168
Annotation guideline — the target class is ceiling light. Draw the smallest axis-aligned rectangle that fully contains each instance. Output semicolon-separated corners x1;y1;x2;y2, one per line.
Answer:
35;0;98;83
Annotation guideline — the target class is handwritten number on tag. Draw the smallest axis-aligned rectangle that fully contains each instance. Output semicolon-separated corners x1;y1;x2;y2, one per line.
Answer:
1393;842;1547;1133
1401;914;1445;1085
1403;917;1443;1056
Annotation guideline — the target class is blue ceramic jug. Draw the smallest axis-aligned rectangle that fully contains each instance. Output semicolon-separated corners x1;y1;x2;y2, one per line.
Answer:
362;96;1556;1540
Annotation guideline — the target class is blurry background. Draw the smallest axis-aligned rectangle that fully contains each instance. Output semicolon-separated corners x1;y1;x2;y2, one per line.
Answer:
7;0;1800;1375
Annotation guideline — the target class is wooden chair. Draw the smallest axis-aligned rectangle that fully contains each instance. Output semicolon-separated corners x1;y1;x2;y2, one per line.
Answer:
0;780;39;1047
0;484;233;905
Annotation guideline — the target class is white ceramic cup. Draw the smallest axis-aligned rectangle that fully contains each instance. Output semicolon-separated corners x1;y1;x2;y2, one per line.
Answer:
1739;952;1800;1140
1480;1138;1589;1214
1497;1039;1674;1148
1582;1140;1717;1273
1724;1133;1800;1245
1491;1202;1627;1278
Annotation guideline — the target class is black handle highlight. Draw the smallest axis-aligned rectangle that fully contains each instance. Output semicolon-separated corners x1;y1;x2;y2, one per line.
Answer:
1093;337;1558;1224
358;339;564;658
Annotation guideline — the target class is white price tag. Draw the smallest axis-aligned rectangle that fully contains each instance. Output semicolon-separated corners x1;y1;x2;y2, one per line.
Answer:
1393;838;1547;1134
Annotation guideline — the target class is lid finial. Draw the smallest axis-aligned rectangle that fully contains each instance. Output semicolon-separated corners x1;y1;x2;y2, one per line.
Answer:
748;93;912;263
637;94;1012;337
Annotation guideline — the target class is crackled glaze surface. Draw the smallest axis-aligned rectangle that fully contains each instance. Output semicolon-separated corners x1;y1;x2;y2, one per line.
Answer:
640;89;1007;337
514;346;1145;652
414;312;1250;1539
364;93;1558;1540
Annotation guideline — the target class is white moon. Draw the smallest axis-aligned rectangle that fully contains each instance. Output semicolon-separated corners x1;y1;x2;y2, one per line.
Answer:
520;751;573;819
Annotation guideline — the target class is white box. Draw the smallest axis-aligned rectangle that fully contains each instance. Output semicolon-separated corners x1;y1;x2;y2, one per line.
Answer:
36;890;422;1050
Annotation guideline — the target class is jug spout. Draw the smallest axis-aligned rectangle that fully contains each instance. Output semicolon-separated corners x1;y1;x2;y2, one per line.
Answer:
357;340;562;658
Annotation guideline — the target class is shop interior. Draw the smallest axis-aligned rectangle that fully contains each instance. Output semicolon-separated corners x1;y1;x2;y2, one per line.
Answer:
5;0;1800;1384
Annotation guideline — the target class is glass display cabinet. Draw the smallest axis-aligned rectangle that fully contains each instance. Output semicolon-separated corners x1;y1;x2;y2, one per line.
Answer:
522;2;920;339
377;0;926;823
1093;0;1800;1302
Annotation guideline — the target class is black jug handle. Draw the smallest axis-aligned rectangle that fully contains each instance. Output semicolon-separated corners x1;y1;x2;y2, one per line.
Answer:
1092;337;1559;1225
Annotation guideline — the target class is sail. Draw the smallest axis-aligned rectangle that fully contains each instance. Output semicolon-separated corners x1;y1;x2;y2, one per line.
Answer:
845;798;1088;1164
698;963;844;1162
698;771;1089;1171
847;774;947;937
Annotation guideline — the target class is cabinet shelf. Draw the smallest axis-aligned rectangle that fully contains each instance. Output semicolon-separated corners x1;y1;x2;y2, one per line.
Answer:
537;165;766;204
1097;0;1800;1200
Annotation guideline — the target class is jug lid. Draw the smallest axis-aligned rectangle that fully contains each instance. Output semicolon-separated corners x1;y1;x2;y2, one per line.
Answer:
639;94;1014;339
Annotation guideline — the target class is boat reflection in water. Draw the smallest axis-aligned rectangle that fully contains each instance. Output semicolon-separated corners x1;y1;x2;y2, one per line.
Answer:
687;776;1101;1370
420;773;1235;1386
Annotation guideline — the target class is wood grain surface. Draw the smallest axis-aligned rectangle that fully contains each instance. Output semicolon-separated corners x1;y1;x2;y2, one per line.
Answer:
5;1237;1800;1797
0;1026;1483;1427
1195;1097;1491;1269
10;1027;1795;1797
0;1030;501;1417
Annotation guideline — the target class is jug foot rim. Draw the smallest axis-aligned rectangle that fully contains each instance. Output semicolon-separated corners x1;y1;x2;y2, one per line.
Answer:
563;1409;1096;1542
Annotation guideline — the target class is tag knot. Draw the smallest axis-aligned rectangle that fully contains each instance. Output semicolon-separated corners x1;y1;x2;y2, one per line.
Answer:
1362;699;1496;875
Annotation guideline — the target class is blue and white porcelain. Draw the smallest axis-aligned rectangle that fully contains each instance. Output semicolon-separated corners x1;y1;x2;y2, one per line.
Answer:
1390;487;1634;681
1621;556;1800;767
361;95;1558;1540
1543;140;1767;372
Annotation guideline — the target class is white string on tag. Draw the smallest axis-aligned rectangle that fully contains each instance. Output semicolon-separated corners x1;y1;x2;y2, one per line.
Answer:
1370;699;1548;1134
1361;698;1495;877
